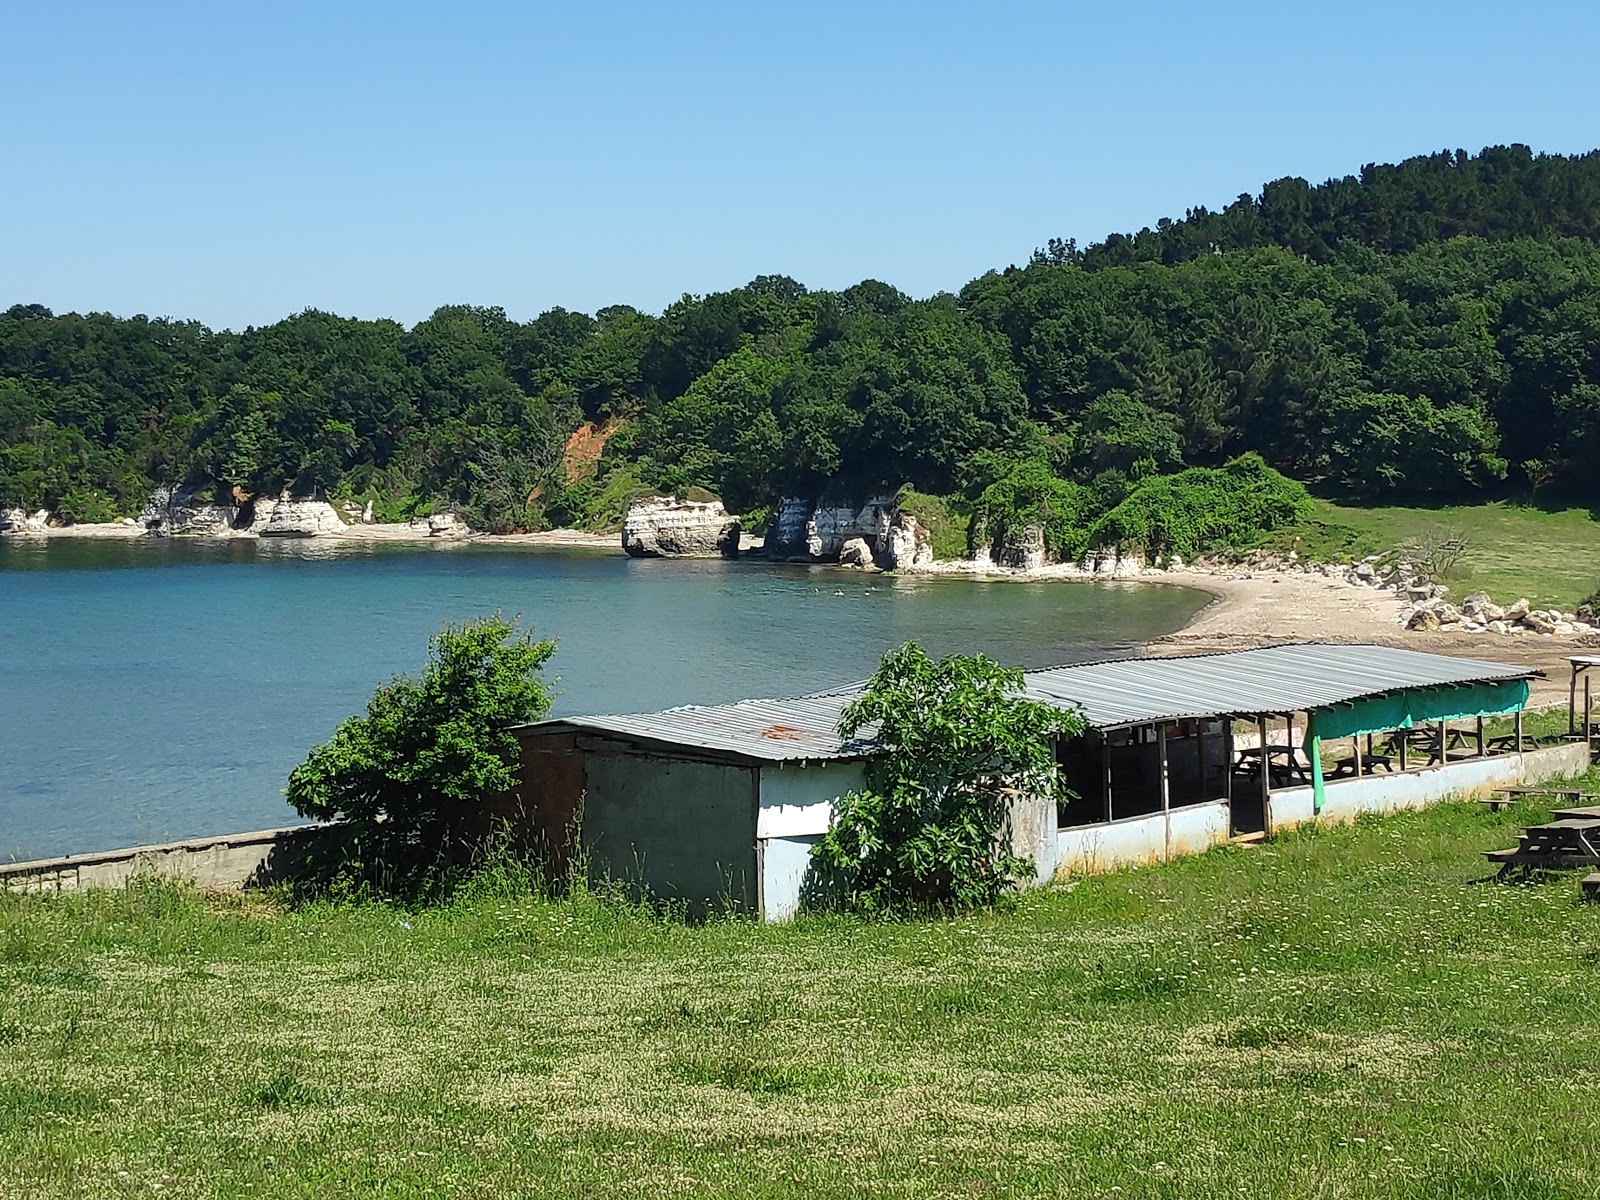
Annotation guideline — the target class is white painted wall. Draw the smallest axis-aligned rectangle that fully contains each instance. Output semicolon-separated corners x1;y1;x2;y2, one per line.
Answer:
1270;742;1590;831
756;761;866;838
1052;743;1590;881
1056;801;1231;875
760;834;821;921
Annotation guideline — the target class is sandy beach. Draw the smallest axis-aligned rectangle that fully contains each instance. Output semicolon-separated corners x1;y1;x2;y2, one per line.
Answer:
1145;567;1588;708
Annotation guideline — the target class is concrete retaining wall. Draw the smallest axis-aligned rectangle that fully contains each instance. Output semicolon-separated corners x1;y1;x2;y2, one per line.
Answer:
0;825;317;893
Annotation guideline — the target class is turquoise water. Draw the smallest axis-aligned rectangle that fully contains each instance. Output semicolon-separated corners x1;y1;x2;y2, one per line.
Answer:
0;538;1209;861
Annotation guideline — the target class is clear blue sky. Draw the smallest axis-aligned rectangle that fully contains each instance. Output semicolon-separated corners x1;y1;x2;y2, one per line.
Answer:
5;1;1599;331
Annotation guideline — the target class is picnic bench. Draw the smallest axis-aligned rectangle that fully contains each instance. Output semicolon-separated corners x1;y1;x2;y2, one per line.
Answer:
1485;815;1600;876
1325;751;1396;779
1235;745;1311;788
1479;787;1595;812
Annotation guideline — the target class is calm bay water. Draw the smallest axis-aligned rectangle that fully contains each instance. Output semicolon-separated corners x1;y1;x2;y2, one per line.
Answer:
0;538;1208;861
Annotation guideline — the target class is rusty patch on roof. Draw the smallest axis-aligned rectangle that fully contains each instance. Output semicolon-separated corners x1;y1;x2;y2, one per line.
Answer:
760;724;804;741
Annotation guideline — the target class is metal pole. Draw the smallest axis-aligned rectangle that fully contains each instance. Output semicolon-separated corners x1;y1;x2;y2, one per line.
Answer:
1102;733;1114;824
1586;676;1593;759
1224;723;1234;808
1258;716;1271;835
1354;734;1363;777
1158;725;1170;813
1571;663;1580;736
1476;716;1485;759
1515;709;1524;754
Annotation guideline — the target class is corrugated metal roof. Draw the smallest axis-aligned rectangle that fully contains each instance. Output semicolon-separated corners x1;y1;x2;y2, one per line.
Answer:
518;643;1537;764
1019;643;1533;728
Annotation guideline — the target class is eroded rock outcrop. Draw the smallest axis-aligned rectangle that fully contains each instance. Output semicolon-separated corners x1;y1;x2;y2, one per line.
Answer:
997;522;1046;571
260;499;348;537
838;537;875;568
0;508;50;534
139;487;243;537
622;496;740;558
767;496;932;569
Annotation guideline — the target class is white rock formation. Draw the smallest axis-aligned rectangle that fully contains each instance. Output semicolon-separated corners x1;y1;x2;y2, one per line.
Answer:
260;499;348;537
427;512;466;537
622;496;740;558
838;537;875;568
883;512;931;571
767;496;932;569
139;487;241;537
0;508;50;534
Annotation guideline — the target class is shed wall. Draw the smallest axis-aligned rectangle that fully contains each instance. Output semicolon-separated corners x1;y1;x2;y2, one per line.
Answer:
582;753;758;914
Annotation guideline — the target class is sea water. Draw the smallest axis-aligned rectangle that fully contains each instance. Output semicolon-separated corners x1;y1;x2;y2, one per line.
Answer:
0;538;1209;860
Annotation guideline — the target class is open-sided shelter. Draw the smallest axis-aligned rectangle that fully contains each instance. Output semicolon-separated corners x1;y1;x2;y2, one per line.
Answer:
509;643;1578;920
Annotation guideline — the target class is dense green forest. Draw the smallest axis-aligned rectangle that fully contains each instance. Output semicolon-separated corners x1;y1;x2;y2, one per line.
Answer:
6;144;1600;557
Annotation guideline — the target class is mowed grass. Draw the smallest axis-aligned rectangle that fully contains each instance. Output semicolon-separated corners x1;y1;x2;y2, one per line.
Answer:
4;797;1600;1199
1308;497;1600;609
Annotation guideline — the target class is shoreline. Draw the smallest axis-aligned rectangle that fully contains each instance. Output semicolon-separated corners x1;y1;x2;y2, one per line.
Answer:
9;523;1589;706
0;520;621;549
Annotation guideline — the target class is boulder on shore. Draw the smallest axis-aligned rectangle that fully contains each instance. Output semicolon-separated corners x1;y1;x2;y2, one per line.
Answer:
260;499;348;537
838;537;875;568
427;512;467;538
622;496;740;558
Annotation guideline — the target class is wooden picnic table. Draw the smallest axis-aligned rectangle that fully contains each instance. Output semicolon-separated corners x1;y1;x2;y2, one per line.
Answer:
1234;745;1311;788
1481;787;1595;812
1377;726;1466;766
1325;751;1396;779
1486;815;1600;875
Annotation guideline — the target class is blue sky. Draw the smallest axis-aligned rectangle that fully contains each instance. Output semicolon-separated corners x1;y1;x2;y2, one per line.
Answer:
5;1;1599;331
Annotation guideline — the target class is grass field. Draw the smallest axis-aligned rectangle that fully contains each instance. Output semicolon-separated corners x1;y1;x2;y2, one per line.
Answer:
1304;497;1600;609
4;795;1600;1199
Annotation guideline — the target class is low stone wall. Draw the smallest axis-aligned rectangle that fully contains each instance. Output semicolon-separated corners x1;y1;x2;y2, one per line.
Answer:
0;825;319;894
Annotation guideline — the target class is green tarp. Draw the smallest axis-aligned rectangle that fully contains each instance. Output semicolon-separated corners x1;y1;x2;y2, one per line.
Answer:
1304;679;1530;811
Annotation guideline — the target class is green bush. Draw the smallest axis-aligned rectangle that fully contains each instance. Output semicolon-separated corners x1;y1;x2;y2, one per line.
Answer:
894;486;968;560
968;460;1089;561
1087;453;1315;562
286;614;557;899
54;487;120;524
813;643;1085;914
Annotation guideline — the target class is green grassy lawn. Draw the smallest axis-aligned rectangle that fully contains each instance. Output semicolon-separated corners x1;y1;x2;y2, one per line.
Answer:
5;796;1600;1199
1304;497;1600;609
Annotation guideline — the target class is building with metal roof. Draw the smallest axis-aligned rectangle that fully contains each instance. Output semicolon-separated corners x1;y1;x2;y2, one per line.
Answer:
506;643;1582;921
521;643;1538;764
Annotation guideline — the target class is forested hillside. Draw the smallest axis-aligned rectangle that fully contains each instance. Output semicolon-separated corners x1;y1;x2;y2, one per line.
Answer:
6;144;1600;552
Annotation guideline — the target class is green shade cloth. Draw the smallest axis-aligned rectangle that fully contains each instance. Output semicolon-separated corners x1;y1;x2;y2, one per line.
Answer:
1305;679;1530;811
